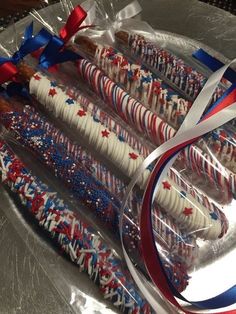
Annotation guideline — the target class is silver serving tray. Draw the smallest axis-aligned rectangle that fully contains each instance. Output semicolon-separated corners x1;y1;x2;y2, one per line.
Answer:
0;1;235;313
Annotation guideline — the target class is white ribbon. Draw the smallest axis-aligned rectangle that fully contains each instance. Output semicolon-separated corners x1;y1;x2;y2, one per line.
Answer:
97;0;142;43
120;58;236;312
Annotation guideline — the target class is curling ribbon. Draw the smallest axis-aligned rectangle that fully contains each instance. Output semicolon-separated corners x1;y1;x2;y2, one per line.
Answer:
39;4;92;68
120;58;236;313
0;22;51;84
193;48;236;83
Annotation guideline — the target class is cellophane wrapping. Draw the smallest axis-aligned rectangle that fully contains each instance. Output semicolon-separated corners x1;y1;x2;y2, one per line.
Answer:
0;0;235;313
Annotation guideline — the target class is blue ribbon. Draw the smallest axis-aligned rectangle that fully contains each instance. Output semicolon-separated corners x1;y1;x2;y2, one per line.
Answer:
193;49;236;83
0;22;52;66
150;83;236;309
6;82;31;99
39;34;81;69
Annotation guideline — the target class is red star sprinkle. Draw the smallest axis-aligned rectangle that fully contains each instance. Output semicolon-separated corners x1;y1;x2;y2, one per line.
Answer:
162;181;171;190
175;111;182;116
219;130;227;140
33;74;41;81
77;109;86;117
121;59;128;67
129;152;139;160
101;129;110;138
183;207;193;216
48;88;57;97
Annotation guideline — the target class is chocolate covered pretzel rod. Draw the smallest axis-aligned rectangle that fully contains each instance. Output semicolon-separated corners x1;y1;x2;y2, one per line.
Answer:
4;72;228;241
73;36;236;196
115;31;226;101
15;61;233;205
0;139;152;313
0;95;199;290
75;35;191;130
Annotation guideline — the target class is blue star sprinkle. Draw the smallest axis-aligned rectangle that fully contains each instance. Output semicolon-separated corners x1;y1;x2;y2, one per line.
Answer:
93;116;100;123
212;131;219;141
50;81;57;87
210;212;218;220
180;191;186;198
66;98;74;105
118;135;125;142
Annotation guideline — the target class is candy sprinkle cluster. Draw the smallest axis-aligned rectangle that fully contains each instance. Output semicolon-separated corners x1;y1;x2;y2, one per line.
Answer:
0;140;152;314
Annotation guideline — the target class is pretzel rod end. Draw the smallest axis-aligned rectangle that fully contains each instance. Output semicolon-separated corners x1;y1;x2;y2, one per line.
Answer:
115;31;129;44
0;96;14;114
74;35;98;58
16;62;36;83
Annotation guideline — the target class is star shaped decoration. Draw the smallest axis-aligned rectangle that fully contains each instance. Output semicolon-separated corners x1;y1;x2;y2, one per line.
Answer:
129;152;139;160
93;116;100;123
33;74;41;81
66;98;74;105
212;131;219;141
48;88;57;97
118;135;125;142
50;81;57;87
121;59;128;67
175;111;182;117
210;212;218;220
101;129;110;138
183;207;193;216
219;130;227;141
162;181;171;190
77;109;86;117
180;191;186;198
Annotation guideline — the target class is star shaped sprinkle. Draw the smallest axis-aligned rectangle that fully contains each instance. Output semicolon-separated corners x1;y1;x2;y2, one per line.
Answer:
101;129;110;138
66;98;74;105
118;135;125;142
219;130;227;140
77;109;86;117
183;207;193;216
50;81;57;87
210;212;218;220
212;131;219;141
33;74;41;81
180;191;186;198
93;116;100;123
129;152;138;160
48;88;57;97
162;181;171;190
175;111;182;117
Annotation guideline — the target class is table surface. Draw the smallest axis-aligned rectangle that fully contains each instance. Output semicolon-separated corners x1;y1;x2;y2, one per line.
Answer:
0;1;235;314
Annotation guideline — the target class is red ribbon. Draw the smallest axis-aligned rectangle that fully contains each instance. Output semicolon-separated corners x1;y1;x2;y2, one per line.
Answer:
0;62;18;85
59;5;88;43
140;87;236;314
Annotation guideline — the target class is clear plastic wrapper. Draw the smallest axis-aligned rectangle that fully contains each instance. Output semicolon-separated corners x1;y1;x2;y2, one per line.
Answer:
0;1;236;313
22;3;233;207
0;126;155;313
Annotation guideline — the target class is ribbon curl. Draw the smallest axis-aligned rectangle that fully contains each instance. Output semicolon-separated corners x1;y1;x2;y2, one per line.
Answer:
39;5;91;69
120;58;236;313
0;22;51;84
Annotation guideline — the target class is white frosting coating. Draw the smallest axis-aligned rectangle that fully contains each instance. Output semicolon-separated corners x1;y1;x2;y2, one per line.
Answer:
29;73;224;240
